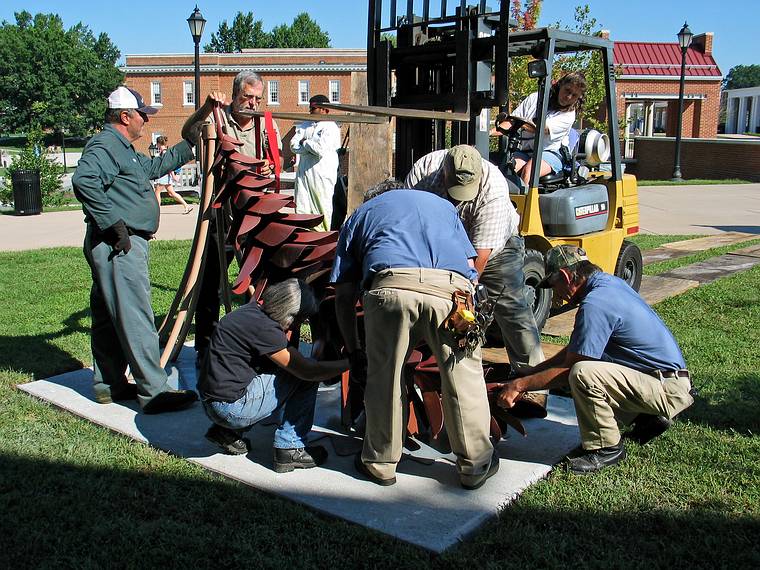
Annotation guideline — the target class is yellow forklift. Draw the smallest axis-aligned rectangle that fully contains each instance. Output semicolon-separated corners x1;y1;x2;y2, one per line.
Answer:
366;1;642;329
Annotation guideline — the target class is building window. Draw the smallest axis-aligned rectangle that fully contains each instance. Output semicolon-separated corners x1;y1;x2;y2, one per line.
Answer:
268;80;280;105
151;81;162;105
329;80;340;103
298;80;310;105
183;81;194;106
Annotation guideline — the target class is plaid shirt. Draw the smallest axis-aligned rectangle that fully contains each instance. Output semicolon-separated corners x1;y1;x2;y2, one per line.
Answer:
404;149;519;257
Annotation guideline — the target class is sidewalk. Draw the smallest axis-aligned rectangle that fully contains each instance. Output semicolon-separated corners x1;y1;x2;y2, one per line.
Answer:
638;183;760;235
0;183;757;252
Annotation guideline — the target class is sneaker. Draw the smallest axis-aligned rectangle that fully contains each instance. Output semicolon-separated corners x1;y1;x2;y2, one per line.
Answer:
142;389;198;414
461;449;500;490
205;424;250;455
273;445;328;473
353;453;396;486
566;441;626;474
625;414;671;445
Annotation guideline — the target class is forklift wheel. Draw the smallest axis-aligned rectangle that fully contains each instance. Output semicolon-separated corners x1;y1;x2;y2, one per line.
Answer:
524;248;553;331
615;239;643;291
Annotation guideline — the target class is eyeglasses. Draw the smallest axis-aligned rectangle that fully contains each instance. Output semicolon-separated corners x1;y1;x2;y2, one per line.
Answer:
241;93;263;103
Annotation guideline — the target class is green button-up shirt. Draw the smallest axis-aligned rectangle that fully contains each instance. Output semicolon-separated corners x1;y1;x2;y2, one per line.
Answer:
73;124;195;233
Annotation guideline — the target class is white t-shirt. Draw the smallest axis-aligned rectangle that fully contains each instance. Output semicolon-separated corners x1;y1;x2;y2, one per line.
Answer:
511;91;575;152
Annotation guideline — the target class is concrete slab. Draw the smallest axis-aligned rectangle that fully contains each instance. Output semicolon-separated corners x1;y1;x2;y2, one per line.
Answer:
659;252;760;285
17;344;579;553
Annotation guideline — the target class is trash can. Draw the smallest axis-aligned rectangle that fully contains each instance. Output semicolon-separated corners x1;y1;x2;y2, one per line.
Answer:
12;169;42;215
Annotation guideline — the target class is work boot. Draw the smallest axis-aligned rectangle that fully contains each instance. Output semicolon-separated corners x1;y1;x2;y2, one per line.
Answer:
273;445;328;473
95;382;138;404
142;389;198;414
566;441;626;474
205;424;250;455
353;453;396;486
625;414;671;445
461;449;500;490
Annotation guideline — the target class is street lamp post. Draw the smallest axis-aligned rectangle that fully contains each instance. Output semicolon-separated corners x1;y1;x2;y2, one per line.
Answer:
187;6;206;111
671;21;693;181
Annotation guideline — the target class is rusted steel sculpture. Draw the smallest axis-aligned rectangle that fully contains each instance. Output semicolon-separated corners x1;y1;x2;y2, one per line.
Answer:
157;101;547;445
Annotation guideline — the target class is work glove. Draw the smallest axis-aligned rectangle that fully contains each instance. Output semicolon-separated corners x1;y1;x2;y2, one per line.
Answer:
103;219;131;255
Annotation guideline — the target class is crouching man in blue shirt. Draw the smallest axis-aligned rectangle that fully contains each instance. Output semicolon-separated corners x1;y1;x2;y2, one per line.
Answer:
496;245;694;474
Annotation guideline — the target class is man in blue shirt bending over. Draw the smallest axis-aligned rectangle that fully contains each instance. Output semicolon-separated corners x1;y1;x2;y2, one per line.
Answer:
496;245;694;474
330;180;497;489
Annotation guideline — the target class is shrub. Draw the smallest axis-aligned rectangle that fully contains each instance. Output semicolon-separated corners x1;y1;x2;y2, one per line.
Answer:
1;128;65;207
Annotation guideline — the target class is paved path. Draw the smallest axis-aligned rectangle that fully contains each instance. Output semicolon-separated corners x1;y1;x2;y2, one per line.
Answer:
0;183;757;252
638;183;760;235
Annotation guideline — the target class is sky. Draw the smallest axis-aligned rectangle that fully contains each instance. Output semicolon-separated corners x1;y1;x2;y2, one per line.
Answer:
1;0;757;76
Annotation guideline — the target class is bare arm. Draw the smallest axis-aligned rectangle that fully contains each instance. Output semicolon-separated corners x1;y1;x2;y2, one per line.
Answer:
496;349;589;408
268;347;348;383
181;91;227;141
474;248;492;276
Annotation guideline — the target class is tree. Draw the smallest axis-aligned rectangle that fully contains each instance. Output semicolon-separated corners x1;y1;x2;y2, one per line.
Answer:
270;14;330;48
723;64;760;90
203;11;270;52
204;12;331;52
0;11;123;136
506;1;543;109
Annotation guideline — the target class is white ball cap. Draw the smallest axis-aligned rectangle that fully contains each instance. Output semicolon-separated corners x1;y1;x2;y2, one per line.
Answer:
107;86;158;114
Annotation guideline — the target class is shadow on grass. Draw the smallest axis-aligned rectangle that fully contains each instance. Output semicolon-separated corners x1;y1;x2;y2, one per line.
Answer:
683;374;760;435
0;451;757;568
0;307;91;378
0;452;426;568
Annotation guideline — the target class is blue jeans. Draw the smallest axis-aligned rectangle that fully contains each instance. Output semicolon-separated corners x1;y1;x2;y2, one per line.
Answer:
201;372;318;449
480;235;544;371
514;150;564;173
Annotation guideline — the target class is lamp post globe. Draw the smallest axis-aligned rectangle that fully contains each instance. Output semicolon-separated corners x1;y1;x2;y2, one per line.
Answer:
187;6;206;111
671;22;693;181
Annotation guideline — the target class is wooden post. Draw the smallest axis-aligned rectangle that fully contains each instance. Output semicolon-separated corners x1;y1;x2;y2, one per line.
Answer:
347;72;393;215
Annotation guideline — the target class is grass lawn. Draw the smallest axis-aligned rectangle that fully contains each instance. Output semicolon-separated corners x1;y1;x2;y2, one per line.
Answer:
638;179;754;186
1;241;759;568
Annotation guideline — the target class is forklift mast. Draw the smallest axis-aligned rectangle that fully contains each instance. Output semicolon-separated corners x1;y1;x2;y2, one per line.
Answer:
367;1;512;177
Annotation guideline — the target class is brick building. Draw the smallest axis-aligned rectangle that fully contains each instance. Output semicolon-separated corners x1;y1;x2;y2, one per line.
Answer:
122;49;367;158
612;32;722;157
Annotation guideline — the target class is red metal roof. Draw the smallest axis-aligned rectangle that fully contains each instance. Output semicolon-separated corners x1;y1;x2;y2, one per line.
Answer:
614;41;721;78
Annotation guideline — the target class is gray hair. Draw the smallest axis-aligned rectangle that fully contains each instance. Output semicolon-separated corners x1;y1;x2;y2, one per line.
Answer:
363;178;405;202
261;278;318;329
232;70;264;98
105;108;133;124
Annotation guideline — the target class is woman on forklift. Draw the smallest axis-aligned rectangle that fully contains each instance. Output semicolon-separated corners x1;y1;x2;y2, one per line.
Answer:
493;72;586;188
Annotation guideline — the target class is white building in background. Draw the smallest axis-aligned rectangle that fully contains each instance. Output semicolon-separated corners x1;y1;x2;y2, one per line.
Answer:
724;85;760;134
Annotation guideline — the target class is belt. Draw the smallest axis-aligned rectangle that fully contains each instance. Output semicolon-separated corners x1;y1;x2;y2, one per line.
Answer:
650;369;690;380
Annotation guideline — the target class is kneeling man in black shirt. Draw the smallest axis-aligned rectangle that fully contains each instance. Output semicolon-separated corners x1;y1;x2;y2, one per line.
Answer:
198;278;349;472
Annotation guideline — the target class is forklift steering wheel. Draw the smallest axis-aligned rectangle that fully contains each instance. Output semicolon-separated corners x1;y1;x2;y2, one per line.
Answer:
495;114;536;137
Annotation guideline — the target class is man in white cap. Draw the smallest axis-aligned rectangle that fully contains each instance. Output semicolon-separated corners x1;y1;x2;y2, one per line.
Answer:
405;145;545;373
72;86;200;413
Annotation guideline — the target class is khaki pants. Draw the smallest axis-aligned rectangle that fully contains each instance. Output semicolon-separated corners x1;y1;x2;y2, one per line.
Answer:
361;268;494;482
569;360;694;450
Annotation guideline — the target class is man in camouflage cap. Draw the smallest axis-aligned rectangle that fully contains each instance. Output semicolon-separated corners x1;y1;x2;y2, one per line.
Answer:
496;245;694;474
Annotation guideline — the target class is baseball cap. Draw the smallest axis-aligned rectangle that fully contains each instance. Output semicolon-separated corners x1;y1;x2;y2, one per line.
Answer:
309;94;330;109
107;86;158;115
445;145;482;202
537;245;589;288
